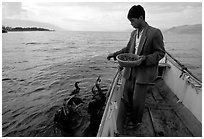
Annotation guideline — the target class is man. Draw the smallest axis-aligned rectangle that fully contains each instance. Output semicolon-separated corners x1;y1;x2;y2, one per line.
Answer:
107;5;165;126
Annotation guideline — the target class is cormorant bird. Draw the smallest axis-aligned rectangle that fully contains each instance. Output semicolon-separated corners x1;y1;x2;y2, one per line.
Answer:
70;81;80;96
54;91;84;134
91;76;102;95
87;76;106;136
64;81;84;106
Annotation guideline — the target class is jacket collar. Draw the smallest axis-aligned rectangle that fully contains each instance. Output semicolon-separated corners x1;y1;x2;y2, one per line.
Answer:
136;22;149;55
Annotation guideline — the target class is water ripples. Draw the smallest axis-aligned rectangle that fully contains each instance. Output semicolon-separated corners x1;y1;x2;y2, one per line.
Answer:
2;31;201;136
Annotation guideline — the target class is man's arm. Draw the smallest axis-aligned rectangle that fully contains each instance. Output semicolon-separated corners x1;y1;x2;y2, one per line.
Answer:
107;30;135;60
141;29;165;66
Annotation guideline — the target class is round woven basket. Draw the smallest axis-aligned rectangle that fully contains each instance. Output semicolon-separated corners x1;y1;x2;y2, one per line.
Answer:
116;53;142;67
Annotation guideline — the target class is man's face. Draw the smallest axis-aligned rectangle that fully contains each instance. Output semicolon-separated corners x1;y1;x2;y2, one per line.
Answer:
129;17;142;29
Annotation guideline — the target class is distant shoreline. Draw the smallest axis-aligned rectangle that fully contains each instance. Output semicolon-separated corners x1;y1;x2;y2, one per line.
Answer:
2;26;55;33
7;30;55;32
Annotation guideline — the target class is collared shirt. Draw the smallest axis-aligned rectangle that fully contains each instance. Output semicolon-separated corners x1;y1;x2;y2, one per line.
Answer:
135;29;144;54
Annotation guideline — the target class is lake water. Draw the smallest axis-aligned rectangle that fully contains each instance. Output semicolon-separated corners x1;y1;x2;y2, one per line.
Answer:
2;31;202;136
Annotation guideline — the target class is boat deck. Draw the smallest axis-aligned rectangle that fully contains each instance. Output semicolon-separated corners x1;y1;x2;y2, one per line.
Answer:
118;79;201;137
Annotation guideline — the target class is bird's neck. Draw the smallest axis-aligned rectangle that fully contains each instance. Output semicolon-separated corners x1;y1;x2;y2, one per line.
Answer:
96;83;102;92
75;84;80;89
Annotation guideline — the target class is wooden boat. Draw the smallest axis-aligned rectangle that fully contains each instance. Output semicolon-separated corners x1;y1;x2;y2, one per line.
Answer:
97;52;202;137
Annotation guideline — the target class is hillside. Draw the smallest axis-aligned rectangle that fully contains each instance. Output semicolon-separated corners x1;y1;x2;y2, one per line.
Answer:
163;24;202;34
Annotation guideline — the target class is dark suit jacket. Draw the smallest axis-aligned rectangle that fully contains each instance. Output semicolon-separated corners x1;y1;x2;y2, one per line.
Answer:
114;23;165;84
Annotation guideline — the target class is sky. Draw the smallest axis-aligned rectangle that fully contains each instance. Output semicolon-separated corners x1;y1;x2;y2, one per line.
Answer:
2;1;202;31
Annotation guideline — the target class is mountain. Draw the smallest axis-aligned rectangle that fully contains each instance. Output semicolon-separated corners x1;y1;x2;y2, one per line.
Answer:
2;19;65;31
163;24;202;34
124;24;202;34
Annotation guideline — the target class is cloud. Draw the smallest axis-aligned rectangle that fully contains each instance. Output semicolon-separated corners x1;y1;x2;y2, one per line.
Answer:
21;2;131;31
36;2;130;12
143;2;201;14
143;2;202;29
2;2;27;19
2;2;202;31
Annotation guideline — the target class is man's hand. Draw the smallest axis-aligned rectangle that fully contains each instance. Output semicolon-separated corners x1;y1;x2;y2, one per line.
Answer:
107;53;116;60
138;55;146;61
137;55;146;65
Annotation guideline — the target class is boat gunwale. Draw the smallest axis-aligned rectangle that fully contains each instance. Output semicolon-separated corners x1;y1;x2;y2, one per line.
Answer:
165;51;201;85
97;67;122;137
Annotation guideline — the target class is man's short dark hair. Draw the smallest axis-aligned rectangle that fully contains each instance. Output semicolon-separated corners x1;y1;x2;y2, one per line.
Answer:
127;5;145;21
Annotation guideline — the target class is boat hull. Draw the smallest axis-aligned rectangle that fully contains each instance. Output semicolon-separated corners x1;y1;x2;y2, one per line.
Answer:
97;53;202;137
163;55;202;122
